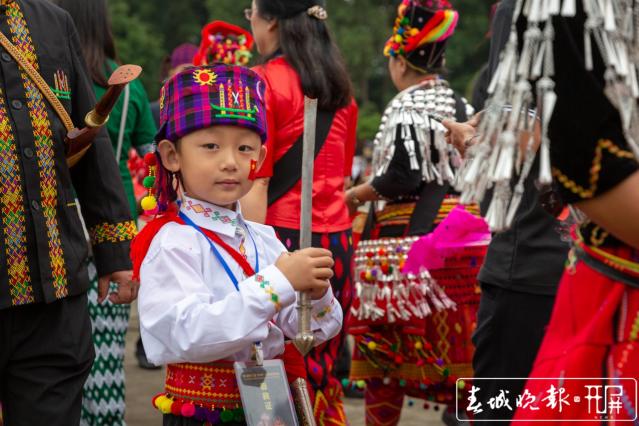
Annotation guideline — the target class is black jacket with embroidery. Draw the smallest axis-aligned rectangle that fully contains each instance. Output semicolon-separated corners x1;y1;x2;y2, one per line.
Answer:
548;5;639;206
0;0;134;309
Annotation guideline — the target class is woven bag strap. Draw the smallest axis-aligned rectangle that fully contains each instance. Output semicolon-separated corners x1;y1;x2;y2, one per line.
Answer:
0;30;74;132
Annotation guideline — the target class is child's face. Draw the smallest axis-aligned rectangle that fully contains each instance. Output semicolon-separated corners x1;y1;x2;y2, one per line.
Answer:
158;125;265;209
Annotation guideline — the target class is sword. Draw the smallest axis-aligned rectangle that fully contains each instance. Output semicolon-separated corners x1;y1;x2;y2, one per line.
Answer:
294;96;317;356
66;65;142;166
290;97;318;426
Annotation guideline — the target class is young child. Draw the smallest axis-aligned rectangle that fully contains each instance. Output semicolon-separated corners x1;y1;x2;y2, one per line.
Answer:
131;65;342;425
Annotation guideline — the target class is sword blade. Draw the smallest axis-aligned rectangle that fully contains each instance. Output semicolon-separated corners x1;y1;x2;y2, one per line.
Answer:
294;97;318;356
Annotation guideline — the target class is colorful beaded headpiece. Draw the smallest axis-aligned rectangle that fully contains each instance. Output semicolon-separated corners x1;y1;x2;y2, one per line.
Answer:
193;21;254;67
148;64;267;213
384;0;458;67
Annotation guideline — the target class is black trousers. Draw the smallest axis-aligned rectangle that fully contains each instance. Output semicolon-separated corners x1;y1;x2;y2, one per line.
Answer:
468;283;555;423
0;294;94;426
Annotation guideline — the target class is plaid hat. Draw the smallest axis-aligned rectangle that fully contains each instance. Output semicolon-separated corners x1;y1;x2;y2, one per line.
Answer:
155;65;267;143
170;43;198;69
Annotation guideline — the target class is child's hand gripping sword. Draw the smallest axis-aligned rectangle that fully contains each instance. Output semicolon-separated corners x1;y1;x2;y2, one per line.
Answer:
66;65;142;166
291;97;319;426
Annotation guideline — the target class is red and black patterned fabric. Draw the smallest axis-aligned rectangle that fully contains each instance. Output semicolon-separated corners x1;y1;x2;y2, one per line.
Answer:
274;226;352;426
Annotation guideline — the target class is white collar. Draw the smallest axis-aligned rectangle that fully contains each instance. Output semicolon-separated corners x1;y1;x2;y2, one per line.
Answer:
180;195;244;238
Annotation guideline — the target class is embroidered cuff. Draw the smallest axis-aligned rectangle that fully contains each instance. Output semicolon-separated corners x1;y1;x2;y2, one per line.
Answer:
311;288;337;322
90;221;137;245
246;265;295;313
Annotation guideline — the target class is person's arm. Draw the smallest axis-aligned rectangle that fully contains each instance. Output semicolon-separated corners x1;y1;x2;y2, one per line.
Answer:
139;226;297;364
275;286;343;345
345;182;382;216
442;113;481;157
65;14;136;303
346;113;432;215
443;111;540;158
548;8;639;247
576;171;639;248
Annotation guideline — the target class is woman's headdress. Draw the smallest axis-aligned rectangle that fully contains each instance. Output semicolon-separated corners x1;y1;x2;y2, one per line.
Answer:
384;0;459;72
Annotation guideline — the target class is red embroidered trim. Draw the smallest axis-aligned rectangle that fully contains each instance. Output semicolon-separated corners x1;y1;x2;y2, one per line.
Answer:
165;361;242;409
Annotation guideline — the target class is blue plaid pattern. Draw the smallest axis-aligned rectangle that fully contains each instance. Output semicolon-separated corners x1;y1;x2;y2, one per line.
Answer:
156;65;267;143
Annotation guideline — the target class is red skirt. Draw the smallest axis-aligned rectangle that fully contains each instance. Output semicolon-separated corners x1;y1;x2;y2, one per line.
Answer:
512;248;639;424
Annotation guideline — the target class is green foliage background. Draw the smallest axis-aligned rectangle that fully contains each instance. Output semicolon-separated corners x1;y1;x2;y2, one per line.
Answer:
110;0;494;141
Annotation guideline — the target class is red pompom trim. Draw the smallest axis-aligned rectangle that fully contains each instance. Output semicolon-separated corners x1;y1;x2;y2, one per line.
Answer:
170;400;183;416
181;402;196;417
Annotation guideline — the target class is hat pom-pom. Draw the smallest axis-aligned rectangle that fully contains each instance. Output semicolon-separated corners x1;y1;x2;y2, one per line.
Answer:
141;195;158;212
141;151;159;215
170;400;183;416
144;152;157;166
181;402;196;417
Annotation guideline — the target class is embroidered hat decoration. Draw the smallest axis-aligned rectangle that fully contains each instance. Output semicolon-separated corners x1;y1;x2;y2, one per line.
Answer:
193;21;254;67
155;64;267;144
384;0;459;70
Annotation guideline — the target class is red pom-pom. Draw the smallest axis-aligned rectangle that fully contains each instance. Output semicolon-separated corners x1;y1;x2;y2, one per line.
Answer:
359;271;367;281
394;355;403;364
181;402;196;417
144;152;157;166
416;359;426;367
170;401;183;416
424;342;433;351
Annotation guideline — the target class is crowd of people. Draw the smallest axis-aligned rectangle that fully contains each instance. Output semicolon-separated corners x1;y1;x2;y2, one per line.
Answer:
0;0;638;425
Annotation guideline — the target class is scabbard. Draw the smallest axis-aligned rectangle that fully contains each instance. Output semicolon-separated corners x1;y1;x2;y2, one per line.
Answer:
291;378;317;426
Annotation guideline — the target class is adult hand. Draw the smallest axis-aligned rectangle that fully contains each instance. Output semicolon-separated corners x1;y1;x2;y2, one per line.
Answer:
345;188;361;217
442;119;479;158
98;270;138;304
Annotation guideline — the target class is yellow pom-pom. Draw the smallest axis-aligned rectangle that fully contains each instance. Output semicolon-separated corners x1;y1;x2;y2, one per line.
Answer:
356;380;366;389
457;379;466;389
367;341;377;351
141;195;157;211
414;341;423;350
160;398;173;414
394;35;403;43
153;395;165;409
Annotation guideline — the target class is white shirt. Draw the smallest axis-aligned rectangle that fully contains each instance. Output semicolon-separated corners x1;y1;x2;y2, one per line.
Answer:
138;196;342;365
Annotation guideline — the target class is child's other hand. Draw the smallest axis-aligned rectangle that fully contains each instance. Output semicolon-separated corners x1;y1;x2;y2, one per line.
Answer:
276;248;334;296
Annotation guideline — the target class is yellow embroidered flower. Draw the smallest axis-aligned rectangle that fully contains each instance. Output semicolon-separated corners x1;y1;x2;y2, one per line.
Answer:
193;69;217;86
